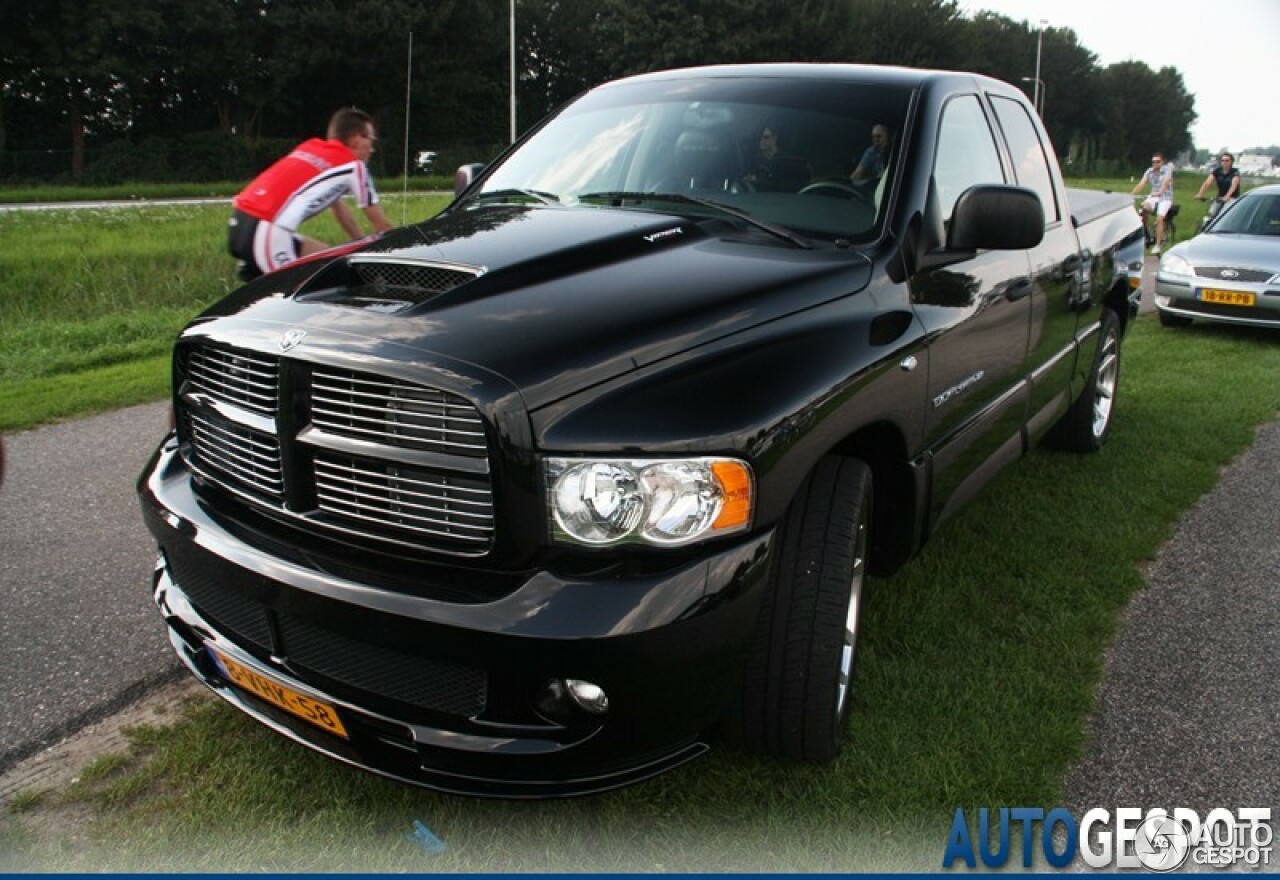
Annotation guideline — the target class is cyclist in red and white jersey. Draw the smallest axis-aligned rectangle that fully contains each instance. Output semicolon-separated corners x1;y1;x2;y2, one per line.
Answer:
228;107;394;278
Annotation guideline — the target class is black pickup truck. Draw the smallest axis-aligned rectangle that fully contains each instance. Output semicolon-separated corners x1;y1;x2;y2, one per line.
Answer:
138;63;1143;797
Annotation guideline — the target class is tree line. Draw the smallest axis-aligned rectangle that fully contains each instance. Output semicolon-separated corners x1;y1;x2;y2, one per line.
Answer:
0;0;1201;184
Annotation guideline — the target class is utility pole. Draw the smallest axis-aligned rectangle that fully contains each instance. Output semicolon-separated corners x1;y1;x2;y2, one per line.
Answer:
509;0;517;144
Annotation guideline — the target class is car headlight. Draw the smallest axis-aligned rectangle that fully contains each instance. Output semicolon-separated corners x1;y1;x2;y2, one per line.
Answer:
1159;253;1193;276
547;457;753;546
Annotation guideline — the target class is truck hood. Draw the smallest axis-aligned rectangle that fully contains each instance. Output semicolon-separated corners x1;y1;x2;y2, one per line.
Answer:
196;204;872;410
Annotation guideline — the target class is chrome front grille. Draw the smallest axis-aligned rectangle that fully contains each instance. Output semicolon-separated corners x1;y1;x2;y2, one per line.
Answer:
185;347;278;417
179;343;494;555
187;411;284;500
311;368;486;456
314;452;494;547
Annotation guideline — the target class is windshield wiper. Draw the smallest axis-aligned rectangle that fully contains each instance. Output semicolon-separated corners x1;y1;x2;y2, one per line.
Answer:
577;191;813;249
468;188;561;206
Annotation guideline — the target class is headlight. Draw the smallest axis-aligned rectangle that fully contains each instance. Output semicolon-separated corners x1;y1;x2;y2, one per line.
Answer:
1159;253;1193;276
547;457;753;546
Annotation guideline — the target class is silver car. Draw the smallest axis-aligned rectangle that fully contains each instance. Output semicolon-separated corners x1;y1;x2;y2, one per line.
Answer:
1154;183;1280;329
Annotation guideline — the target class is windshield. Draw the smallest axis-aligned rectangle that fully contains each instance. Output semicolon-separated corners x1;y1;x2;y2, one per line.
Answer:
1210;192;1280;236
472;74;913;243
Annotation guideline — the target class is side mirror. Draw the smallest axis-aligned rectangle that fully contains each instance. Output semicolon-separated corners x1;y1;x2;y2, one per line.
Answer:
948;184;1044;251
454;163;486;197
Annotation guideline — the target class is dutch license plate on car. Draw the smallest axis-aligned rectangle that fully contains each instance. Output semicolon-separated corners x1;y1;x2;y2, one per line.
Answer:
207;644;349;739
1200;288;1255;307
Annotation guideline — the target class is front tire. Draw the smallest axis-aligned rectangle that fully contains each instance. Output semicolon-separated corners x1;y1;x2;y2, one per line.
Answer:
1047;308;1122;452
732;456;872;762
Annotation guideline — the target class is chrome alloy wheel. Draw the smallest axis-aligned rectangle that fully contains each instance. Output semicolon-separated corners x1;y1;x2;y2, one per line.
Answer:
835;510;868;722
1091;327;1120;440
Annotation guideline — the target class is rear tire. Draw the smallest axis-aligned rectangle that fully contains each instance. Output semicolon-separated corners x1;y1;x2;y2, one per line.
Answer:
1047;308;1121;452
732;456;872;762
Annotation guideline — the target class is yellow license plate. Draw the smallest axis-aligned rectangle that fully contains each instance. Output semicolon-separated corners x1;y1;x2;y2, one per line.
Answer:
208;645;349;739
1200;288;1255;307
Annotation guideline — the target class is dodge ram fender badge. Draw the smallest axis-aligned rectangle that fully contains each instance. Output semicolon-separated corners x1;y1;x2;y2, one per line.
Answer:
279;328;307;351
933;370;985;408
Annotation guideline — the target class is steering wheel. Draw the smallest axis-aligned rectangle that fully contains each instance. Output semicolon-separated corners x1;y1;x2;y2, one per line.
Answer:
800;179;872;204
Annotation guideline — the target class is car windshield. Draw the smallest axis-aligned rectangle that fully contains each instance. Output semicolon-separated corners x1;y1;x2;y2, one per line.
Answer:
1210;192;1280;236
470;74;913;244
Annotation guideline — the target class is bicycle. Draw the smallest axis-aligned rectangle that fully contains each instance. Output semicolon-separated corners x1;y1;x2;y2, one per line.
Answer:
1196;194;1233;231
1135;196;1178;249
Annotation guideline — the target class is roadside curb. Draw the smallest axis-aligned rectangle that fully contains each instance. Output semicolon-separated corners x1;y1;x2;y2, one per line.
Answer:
0;678;206;809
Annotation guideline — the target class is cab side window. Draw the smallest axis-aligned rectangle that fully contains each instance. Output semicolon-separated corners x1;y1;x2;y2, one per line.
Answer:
933;95;1006;226
990;95;1059;224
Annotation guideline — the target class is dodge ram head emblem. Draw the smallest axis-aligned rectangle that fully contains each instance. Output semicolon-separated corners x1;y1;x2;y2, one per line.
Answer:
279;328;307;351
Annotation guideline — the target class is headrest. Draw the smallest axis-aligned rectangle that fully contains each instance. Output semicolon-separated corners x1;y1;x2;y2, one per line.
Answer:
675;128;726;154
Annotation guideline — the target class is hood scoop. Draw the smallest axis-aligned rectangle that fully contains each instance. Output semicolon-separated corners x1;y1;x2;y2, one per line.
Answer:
294;256;486;313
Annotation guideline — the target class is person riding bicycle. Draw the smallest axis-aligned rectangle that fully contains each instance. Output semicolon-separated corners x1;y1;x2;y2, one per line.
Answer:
228;107;394;280
1194;152;1241;223
1130;152;1175;255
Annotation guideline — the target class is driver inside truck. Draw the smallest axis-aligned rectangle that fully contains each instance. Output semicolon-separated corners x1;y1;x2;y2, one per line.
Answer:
743;122;812;192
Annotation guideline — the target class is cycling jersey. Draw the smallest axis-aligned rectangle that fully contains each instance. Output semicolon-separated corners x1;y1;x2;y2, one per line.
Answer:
233;138;380;230
229;138;381;275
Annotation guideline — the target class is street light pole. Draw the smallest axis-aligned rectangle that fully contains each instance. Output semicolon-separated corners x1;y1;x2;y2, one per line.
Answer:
1032;19;1045;116
509;0;517;144
1021;77;1046;118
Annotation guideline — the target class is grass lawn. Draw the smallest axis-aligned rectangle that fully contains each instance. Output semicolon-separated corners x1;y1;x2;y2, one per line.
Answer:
0;195;451;432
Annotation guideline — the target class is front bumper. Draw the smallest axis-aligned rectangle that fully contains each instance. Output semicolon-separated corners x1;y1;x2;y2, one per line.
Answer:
139;437;774;797
1154;274;1280;328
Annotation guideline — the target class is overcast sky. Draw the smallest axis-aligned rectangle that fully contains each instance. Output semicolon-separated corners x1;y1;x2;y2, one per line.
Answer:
955;0;1280;153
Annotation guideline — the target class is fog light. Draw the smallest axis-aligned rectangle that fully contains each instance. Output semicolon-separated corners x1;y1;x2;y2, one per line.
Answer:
565;679;609;715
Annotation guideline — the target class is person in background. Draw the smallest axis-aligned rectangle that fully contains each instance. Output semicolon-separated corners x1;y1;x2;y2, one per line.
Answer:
1131;152;1174;254
228;107;394;279
1195;152;1241;222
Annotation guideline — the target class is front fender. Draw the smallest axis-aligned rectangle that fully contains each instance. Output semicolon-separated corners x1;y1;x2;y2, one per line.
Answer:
529;298;928;526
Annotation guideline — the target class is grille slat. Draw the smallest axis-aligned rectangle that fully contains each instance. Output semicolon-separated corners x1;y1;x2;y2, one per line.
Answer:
310;402;485;439
316;490;493;532
180;343;495;554
314;453;495;543
187;349;279;416
189;413;284;497
312;391;481;426
314;466;493;508
311;368;487;456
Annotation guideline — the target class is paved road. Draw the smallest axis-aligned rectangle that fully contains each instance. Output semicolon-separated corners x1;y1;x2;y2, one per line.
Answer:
1062;416;1280;814
0;401;180;773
